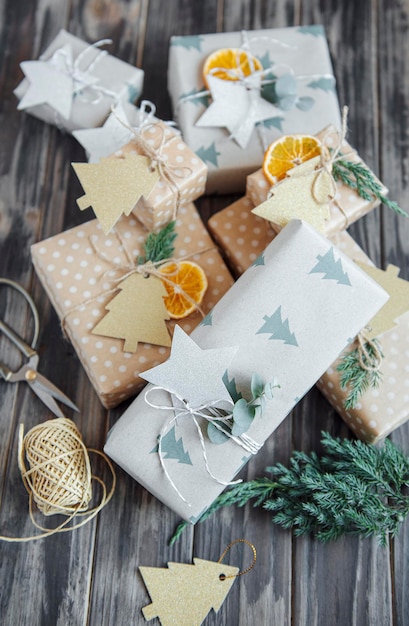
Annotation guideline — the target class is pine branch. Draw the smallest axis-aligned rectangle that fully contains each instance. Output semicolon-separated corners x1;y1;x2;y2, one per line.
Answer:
336;339;383;410
332;158;408;217
170;432;409;546
139;221;177;265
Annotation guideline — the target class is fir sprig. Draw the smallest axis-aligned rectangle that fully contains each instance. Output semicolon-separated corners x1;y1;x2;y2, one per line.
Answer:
332;158;408;217
138;221;177;265
170;432;409;546
336;339;383;409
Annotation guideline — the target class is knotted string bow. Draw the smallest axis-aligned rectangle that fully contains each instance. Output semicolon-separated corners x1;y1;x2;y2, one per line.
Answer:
145;386;262;505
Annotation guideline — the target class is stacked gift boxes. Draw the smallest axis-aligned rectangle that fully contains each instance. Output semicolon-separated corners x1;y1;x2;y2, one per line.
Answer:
14;25;407;522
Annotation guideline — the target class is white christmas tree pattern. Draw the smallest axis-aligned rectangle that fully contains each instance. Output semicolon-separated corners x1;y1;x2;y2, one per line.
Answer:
73;153;159;234
150;426;192;465
309;247;351;285
139;558;239;626
256;306;298;346
92;273;171;352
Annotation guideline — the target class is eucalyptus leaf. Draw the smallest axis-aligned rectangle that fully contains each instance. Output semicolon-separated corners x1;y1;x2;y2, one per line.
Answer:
296;96;315;111
251;373;264;399
275;73;297;98
279;94;297;111
207;422;230;445
232;399;255;435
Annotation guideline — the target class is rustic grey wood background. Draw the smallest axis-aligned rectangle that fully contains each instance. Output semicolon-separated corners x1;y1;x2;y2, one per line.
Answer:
0;0;408;624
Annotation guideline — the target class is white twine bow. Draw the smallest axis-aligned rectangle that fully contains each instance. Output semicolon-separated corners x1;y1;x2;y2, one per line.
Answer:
145;386;262;505
49;38;118;105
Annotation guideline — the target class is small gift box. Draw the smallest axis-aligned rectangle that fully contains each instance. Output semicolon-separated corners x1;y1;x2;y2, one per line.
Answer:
318;231;409;443
207;195;276;277
14;29;144;133
247;124;388;237
104;220;388;521
31;203;234;408
72;102;208;232
168;25;341;194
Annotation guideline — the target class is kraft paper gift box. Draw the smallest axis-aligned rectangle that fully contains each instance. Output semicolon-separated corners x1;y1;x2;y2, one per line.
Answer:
104;220;388;521
31;203;234;409
207;195;277;277
14;29;144;133
167;25;341;194
246;125;387;237
318;231;409;443
73;101;208;231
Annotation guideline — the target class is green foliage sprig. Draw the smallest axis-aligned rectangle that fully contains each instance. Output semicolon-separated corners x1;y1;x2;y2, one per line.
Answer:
138;221;177;265
337;339;383;410
170;432;409;546
207;375;279;444
332;158;408;217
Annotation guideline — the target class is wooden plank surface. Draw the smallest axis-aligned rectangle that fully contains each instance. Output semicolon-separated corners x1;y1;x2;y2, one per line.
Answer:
0;0;408;624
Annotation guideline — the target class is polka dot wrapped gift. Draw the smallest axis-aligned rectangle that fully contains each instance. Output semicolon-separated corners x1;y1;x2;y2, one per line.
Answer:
318;231;409;443
108;120;208;232
30;203;234;409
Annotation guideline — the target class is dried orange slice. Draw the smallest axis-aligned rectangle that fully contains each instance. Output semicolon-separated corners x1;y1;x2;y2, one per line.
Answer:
202;48;263;87
263;135;322;185
159;261;208;319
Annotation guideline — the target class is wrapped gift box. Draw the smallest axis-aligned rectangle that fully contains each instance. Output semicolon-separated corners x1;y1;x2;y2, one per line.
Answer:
207;195;276;277
31;203;234;408
104;220;388;521
15;30;144;133
318;231;409;443
109;121;208;231
168;26;341;194
73;101;208;231
246;126;387;237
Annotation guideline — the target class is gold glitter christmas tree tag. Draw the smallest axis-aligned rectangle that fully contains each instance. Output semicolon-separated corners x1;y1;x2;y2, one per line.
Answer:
252;155;333;233
139;540;256;626
354;262;409;338
92;272;171;352
72;153;159;234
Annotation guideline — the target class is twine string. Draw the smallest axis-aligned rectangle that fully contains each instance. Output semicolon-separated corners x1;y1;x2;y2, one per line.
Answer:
218;538;257;579
49;39;118;104
145;386;262;504
110;106;191;221
356;329;383;372
61;230;214;335
265;105;352;228
0;418;116;542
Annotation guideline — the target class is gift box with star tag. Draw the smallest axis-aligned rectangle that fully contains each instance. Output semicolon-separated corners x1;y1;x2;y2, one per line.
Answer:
30;203;234;409
317;230;409;443
104;220;388;521
167;25;341;194
14;29;144;133
72;101;208;232
246;124;388;237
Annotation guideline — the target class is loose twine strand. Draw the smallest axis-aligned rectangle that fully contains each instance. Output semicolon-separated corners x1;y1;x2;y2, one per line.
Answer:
218;539;257;579
0;418;116;543
61;228;214;337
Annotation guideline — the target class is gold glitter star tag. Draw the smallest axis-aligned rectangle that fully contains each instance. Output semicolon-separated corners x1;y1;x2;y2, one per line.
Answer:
252;156;333;233
73;154;159;234
355;262;409;338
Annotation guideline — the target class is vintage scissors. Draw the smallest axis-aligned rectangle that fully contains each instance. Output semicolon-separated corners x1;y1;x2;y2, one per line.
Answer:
0;278;79;418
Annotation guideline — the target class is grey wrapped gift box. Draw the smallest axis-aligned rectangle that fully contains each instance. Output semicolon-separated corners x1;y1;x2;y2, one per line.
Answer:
167;26;341;194
14;29;144;133
104;220;388;522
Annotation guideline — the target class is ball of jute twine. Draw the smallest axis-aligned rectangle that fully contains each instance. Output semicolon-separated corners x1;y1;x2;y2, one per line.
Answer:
0;417;116;542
